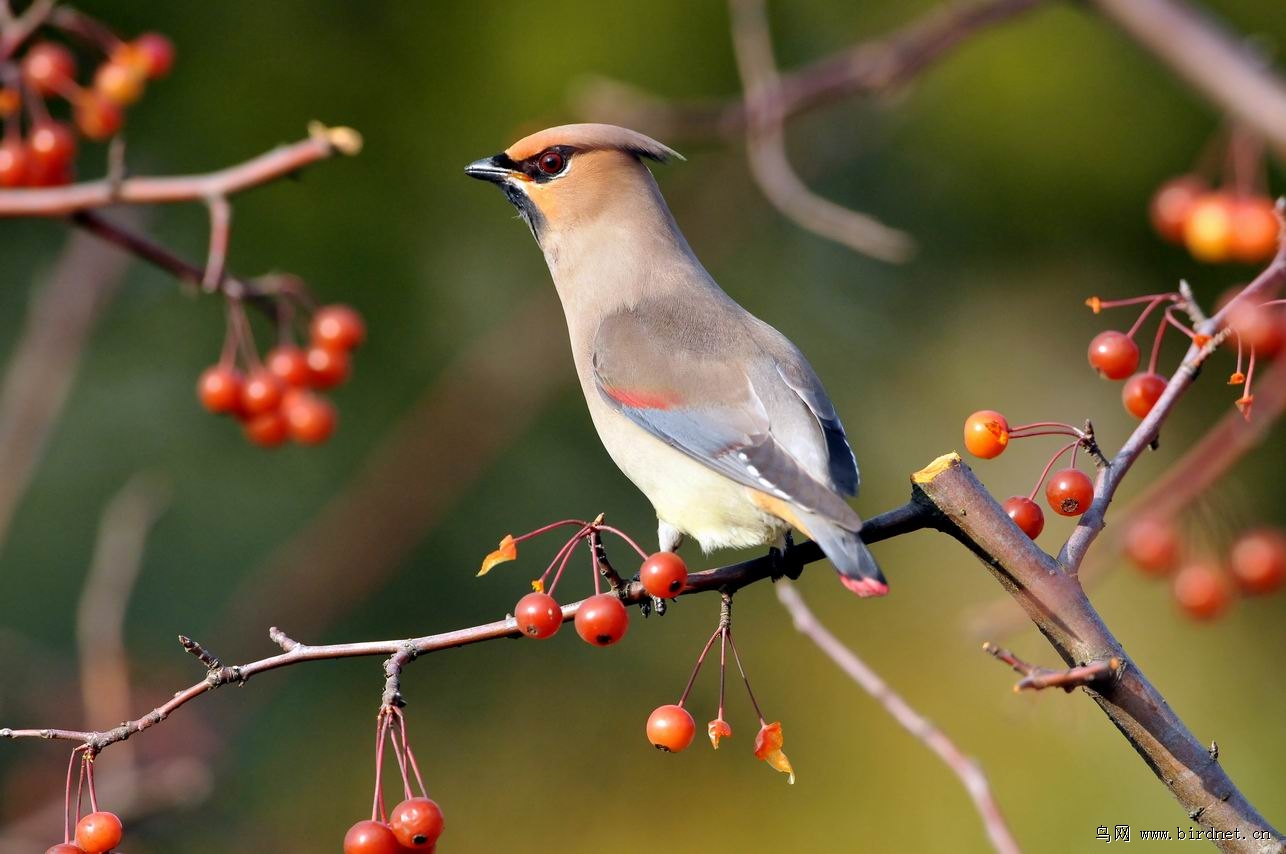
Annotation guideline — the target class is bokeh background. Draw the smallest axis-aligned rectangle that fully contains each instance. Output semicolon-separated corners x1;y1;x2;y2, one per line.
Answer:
1;1;1283;851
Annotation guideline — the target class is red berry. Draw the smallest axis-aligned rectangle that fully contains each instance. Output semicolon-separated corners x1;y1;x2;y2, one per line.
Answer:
389;797;444;849
514;591;562;639
1228;196;1279;264
1087;331;1140;380
1228;528;1286;596
1173;562;1230;620
93;60;145;106
26;121;76;186
1184;193;1235;262
1045;468;1093;517
306;344;351;389
311;304;366;351
197;365;243;414
243;410;288;448
21;42;76;97
963;410;1009;459
1122;516;1180;576
1122;372;1167;419
1002;496;1044;539
74;811;122;854
45;845;84;854
282;391;337;445
1149;175;1206;244
1227;301;1284;361
646;704;695;752
266;345;312;387
343;820;401;854
574;592;629;646
128;33;175;79
639;551;687;598
74;91;124;141
0;138;29;188
240;368;284;416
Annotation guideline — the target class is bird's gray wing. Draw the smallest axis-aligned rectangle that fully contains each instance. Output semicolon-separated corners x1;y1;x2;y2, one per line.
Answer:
774;357;860;497
591;304;861;526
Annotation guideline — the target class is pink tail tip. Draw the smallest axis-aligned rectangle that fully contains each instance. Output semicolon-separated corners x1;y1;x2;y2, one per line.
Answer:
839;576;890;598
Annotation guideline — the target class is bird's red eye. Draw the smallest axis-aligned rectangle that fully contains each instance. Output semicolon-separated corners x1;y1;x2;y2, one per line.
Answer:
537;150;566;175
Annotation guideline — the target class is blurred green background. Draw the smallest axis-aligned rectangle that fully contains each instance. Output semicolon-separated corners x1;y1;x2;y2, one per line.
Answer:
1;1;1283;851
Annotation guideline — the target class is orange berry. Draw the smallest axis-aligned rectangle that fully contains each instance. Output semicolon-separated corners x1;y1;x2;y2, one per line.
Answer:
1172;562;1230;620
1228;196;1279;264
963;410;1009;459
1122;372;1167;419
1002;496;1044;539
573;592;629;646
243;410;289;448
1045;468;1093;517
640;551;688;598
1122;516;1180;576
1227;301;1284;361
646;704;696;752
239;368;284;416
1183;193;1235;262
1088;330;1140;380
21;42;76;97
93;60;146;105
1228;528;1286;596
1149;175;1206;244
128;33;175;79
73;91;124;141
0;138;29;188
197;365;243;414
282;391;337;445
311;304;366;351
74;811;122;853
306;345;351;389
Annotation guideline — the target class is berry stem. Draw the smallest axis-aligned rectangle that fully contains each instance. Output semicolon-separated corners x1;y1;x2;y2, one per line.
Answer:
678;626;722;707
727;626;766;726
398;712;428;798
1026;440;1079;502
372;709;391;823
1147;304;1169;375
1163;306;1199;342
596;524;651;560
510;519;591;545
62;747;80;843
717;624;728;721
1127;295;1172;340
84;752;98;813
543;528;590;597
387;715;413;802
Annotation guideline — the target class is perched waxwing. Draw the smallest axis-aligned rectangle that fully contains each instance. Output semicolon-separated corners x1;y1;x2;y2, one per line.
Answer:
466;123;886;596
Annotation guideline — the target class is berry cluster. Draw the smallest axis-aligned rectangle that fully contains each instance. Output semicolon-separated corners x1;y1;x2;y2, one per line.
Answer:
0;24;173;188
344;707;445;854
1148;124;1279;265
963;410;1096;539
43;750;124;853
1123;519;1285;621
479;517;689;648
646;596;794;783
1151;178;1278;265
198;302;364;448
1087;286;1284;420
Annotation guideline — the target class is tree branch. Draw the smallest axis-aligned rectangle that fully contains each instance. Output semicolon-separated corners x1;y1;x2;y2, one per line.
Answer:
1089;0;1286;158
570;0;1043;141
0;123;362;217
778;583;1020;854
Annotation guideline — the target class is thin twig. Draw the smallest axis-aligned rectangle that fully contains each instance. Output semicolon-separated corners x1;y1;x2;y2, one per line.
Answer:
779;583;1020;854
0;227;135;559
75;474;170;789
728;0;913;262
982;642;1119;692
0;124;363;217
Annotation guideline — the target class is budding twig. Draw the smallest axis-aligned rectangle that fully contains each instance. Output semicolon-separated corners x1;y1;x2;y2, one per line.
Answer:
982;642;1120;692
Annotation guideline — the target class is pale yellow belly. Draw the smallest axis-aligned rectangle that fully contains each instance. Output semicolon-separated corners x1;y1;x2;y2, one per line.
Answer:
588;401;787;552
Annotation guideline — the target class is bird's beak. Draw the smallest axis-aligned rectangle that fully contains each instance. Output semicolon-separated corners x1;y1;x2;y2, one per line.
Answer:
464;154;517;184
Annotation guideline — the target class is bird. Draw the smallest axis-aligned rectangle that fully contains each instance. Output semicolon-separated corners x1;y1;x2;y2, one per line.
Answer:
465;123;886;597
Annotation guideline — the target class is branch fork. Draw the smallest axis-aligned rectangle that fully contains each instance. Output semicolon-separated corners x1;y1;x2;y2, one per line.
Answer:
982;642;1121;693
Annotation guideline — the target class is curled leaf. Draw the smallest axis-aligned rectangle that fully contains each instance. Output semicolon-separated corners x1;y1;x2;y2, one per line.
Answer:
1085;296;1102;314
531;578;545;593
1228;371;1246;385
477;534;518;577
708;718;732;750
753;721;795;784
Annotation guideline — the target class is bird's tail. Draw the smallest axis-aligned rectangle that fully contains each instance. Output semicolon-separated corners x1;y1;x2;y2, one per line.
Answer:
799;512;888;598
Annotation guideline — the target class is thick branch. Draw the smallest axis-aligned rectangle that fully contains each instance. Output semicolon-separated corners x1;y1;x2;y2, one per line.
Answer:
915;454;1281;852
0;124;362;217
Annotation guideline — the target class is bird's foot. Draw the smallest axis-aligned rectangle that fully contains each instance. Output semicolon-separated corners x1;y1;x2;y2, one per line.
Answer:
769;531;804;581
